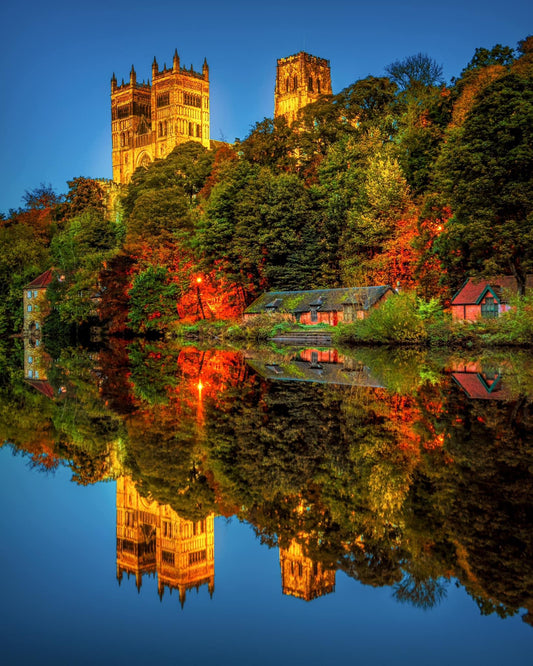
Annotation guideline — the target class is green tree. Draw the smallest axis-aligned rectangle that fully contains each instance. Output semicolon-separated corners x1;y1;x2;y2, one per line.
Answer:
435;68;533;294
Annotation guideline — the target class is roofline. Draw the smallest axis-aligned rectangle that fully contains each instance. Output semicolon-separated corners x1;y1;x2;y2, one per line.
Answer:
475;285;501;305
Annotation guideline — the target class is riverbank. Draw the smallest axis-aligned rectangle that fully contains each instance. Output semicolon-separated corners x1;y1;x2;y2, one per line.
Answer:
170;292;533;349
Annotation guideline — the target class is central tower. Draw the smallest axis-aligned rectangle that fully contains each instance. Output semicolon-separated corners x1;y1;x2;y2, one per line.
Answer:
111;50;210;184
274;52;332;125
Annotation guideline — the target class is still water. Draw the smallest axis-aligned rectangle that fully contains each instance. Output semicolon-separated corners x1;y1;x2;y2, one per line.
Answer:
1;342;532;665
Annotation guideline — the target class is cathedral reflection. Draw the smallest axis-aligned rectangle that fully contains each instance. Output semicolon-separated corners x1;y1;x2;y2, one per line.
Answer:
116;477;215;606
280;540;335;601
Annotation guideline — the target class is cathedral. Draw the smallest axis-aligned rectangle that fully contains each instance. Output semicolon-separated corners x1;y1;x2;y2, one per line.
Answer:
111;49;331;184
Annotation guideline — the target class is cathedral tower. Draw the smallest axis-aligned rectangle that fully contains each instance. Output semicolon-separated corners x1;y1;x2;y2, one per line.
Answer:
111;51;210;184
274;52;332;125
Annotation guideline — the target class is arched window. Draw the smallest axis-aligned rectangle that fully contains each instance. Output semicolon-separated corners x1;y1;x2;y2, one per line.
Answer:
189;122;193;136
120;132;125;147
286;77;290;92
164;120;168;136
293;75;298;90
158;122;163;137
308;76;313;92
317;78;321;94
196;124;201;138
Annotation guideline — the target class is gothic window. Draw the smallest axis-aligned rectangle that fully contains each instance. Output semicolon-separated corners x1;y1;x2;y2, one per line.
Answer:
189;122;193;136
294;75;298;90
196;124;201;138
189;550;207;565
163;521;173;538
164;120;168;136
286;77;290;92
162;550;175;565
317;79;321;94
308;76;313;92
120;133;125;147
158;122;163;137
156;92;170;107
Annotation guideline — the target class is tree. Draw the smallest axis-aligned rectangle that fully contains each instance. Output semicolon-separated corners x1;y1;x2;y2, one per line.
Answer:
385;53;444;92
435;69;533;294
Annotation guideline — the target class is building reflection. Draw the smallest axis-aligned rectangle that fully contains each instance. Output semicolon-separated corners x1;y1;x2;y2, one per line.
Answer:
280;540;335;601
116;476;215;607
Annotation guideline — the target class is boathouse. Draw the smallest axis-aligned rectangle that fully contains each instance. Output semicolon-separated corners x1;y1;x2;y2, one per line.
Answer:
244;286;395;325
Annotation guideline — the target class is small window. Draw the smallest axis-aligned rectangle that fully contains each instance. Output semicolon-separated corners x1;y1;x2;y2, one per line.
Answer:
28;370;33;378
33;290;38;298
35;322;40;330
35;371;39;379
481;296;499;318
293;75;298;90
27;291;32;299
308;76;313;92
27;305;32;312
311;309;318;322
28;356;33;364
36;340;40;347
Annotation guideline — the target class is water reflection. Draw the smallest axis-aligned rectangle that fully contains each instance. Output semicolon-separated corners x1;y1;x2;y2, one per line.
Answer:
2;340;533;626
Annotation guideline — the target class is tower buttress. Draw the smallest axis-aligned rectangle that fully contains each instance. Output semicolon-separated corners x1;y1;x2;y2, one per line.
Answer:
152;57;159;78
203;58;209;80
173;49;180;72
130;65;136;86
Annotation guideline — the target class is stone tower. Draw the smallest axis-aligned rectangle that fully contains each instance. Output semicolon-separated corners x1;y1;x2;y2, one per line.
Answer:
111;50;210;184
274;52;332;125
279;540;336;601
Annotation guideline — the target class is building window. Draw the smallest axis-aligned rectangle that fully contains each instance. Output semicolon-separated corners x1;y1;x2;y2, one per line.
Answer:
28;370;33;378
27;290;32;299
28;356;33;364
308;76;313;92
33;290;38;298
189;122;193;136
317;78;321;94
196;124;201;138
163;521;173;538
286;77;290;92
27;305;32;312
35;371;39;379
156;92;170;108
189;550;207;565
36;340;40;347
310;309;318;322
481;296;499;318
293;75;298;90
164;120;168;136
162;550;175;565
35;322;40;330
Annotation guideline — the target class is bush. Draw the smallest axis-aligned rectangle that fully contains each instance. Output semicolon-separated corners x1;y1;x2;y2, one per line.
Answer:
334;292;428;345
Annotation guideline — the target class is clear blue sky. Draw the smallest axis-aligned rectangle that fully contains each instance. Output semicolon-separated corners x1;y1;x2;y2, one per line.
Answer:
1;0;531;214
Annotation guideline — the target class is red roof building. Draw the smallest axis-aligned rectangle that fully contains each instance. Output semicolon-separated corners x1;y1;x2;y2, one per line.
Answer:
450;275;533;321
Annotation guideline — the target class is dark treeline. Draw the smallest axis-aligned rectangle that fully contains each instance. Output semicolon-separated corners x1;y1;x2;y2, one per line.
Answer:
1;36;532;335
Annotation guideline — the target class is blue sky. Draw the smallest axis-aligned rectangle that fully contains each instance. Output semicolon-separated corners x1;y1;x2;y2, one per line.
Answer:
1;0;532;214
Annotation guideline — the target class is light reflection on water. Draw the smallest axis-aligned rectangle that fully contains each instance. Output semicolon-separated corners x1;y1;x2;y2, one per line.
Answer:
1;342;533;664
